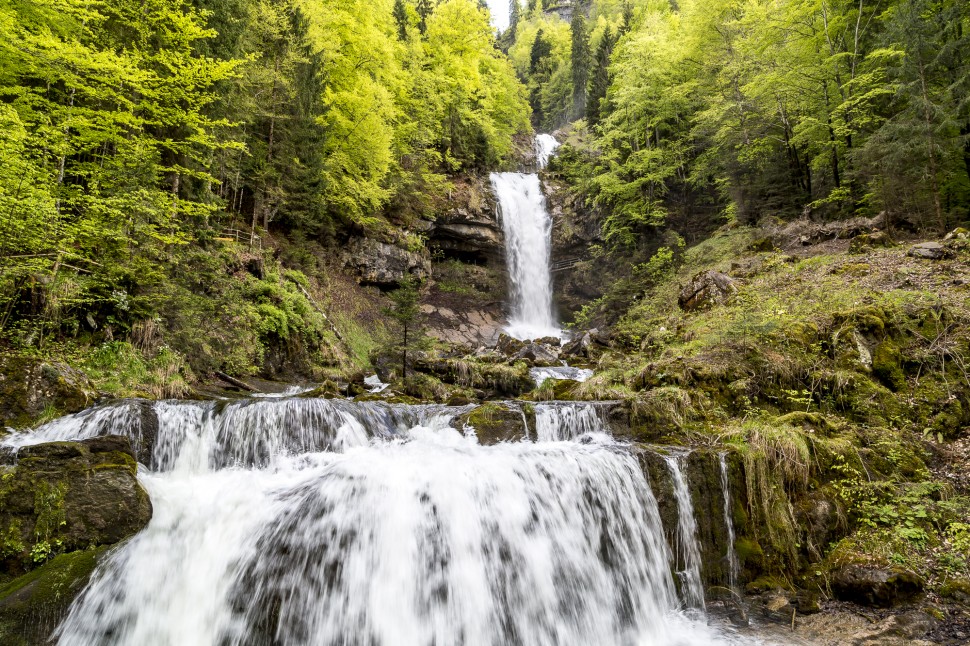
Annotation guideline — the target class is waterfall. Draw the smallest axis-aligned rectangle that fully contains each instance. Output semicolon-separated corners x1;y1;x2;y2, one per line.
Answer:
535;133;560;169
491;171;560;340
720;452;741;594
3;397;744;645
664;455;706;612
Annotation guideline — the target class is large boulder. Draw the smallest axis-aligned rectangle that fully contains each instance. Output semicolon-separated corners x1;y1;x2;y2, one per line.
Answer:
342;237;431;289
0;435;152;575
830;565;923;608
0;356;97;429
678;271;737;312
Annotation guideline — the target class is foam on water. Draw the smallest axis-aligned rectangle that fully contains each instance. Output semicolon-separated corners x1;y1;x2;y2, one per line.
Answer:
2;398;767;645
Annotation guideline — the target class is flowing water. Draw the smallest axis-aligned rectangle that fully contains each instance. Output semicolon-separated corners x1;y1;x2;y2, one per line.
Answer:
1;397;761;645
719;453;741;596
664;455;706;613
491;171;560;340
535;134;560;169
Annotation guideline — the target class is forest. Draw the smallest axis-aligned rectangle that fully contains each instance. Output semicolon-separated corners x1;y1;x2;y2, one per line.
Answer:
1;0;967;379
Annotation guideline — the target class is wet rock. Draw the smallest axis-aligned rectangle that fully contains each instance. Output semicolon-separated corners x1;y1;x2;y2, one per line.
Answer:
0;547;107;645
678;271;737;312
342;237;431;288
907;241;954;260
0;355;97;429
0;435;152;574
830;565;923;608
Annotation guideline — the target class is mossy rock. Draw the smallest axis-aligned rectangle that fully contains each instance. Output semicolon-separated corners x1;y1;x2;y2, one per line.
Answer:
0;436;151;574
776;412;839;436
456;403;528;445
0;355;97;429
848;232;894;254
872;340;906;391
832;306;889;337
0;547;106;645
939;579;970;605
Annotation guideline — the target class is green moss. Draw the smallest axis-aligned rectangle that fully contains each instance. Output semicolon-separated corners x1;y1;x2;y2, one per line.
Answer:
872;340;906;391
0;548;105;645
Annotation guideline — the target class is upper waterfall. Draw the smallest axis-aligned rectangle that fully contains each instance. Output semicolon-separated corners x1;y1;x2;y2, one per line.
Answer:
535;133;560;169
491;134;562;340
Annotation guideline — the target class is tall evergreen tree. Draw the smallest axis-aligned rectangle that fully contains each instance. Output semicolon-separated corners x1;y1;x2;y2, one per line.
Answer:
394;0;410;40
586;27;614;125
570;10;590;119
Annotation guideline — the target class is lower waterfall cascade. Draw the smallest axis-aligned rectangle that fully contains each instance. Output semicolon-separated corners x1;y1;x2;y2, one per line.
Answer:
1;397;766;645
664;455;706;613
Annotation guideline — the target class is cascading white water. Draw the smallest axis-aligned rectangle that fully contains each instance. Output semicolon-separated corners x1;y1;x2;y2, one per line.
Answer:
535;133;560;170
2;397;754;645
491;170;559;340
664;455;707;612
720;452;741;595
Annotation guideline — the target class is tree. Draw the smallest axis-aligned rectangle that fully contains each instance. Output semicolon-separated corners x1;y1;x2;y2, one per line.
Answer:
382;276;428;380
394;0;410;40
570;9;590;119
586;26;615;125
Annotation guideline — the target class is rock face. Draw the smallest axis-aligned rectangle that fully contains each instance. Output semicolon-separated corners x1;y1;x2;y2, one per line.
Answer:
678;270;737;312
0;356;97;429
342;237;431;288
0;435;152;574
428;175;504;264
831;565;924;607
419;304;503;348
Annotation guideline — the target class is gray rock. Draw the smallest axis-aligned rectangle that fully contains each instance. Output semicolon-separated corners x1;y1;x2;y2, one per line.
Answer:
513;342;560;367
678;271;737;311
342;237;431;288
907;241;954;260
831;565;923;607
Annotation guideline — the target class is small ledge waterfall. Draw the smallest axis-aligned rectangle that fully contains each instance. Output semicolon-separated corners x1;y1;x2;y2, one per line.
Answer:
720;452;741;595
490;134;561;340
2;398;746;645
664;455;707;613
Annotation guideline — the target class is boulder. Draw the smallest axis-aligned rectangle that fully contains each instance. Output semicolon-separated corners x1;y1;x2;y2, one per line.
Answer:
513;342;560;367
342;237;431;288
0;356;97;429
907;241;954;260
849;231;894;254
830;565;923;608
455;403;531;445
678;271;737;312
495;333;525;356
560;332;592;359
0;435;152;574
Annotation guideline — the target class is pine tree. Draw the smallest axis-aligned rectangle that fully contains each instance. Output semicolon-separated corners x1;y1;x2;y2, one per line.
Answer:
394;0;409;40
570;10;590;119
417;0;434;34
586;27;614;125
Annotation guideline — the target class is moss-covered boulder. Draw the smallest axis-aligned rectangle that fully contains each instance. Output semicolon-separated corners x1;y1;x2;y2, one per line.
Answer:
830;565;924;608
1;435;151;575
456;403;529;445
0;355;97;429
0;547;105;645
